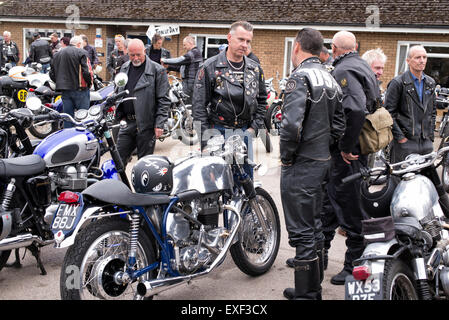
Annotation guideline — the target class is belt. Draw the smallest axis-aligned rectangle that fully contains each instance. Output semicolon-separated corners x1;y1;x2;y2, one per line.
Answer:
126;114;136;121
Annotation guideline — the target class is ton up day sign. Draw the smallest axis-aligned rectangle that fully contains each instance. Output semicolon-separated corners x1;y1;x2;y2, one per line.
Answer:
146;24;180;40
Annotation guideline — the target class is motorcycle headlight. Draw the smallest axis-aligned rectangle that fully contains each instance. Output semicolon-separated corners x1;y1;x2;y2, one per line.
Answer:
75;109;88;121
26;96;42;113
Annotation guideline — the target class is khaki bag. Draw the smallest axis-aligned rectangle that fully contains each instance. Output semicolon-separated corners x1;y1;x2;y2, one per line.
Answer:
359;106;393;155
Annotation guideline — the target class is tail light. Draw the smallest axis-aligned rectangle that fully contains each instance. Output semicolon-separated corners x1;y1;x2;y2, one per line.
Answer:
58;191;80;203
28;88;35;92
352;265;371;281
44;103;52;108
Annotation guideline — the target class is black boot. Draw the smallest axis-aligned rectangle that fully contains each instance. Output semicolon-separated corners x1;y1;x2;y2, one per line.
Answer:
283;257;321;300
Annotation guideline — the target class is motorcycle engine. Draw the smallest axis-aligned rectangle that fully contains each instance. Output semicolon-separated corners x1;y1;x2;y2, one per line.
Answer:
49;164;89;191
166;193;229;274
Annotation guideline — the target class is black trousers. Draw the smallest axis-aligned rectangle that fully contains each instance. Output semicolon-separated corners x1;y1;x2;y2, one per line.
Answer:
281;157;330;260
116;120;156;166
324;149;367;271
390;136;433;163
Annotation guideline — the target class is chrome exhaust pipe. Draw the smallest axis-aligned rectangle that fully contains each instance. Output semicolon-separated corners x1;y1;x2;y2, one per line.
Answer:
137;204;241;298
0;233;54;251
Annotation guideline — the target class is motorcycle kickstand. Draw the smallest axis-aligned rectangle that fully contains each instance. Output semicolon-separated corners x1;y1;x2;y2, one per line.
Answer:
27;244;47;276
5;248;22;269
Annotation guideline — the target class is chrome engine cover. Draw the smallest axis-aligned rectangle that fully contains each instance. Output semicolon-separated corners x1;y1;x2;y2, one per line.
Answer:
171;155;233;195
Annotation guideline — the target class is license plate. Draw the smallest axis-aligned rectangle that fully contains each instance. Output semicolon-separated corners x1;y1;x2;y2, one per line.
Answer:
345;274;383;300
51;203;81;232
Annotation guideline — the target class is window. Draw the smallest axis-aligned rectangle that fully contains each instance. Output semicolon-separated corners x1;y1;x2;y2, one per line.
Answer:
192;34;227;59
283;38;332;79
395;41;449;86
23;28;74;60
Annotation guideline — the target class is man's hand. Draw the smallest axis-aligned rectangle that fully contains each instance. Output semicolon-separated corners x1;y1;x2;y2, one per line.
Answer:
398;137;408;144
155;127;164;139
246;127;256;137
341;151;359;164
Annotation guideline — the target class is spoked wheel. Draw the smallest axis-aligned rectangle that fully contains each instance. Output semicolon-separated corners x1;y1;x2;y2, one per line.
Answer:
265;102;282;136
382;259;418;300
60;218;156;300
230;187;280;276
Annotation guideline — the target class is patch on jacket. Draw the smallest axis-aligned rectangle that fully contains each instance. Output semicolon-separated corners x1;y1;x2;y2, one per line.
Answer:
197;68;205;81
285;79;297;93
340;78;348;87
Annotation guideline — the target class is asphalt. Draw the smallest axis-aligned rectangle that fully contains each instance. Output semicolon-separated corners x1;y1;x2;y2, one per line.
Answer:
0;134;347;300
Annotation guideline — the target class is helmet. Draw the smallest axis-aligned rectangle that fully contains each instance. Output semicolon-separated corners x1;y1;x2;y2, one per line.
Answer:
131;155;173;194
360;175;398;218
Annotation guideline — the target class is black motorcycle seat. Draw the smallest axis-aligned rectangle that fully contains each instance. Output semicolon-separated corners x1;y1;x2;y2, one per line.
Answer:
82;179;171;206
0;154;46;178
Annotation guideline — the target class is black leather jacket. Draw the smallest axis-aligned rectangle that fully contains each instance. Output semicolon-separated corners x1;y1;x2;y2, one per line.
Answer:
29;38;52;64
280;57;345;164
107;49;129;78
161;46;203;81
116;56;171;131
384;70;436;141
332;51;381;154
192;50;267;135
49;45;92;91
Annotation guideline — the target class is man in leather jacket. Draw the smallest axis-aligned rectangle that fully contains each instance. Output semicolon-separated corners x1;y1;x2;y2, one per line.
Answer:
1;31;20;67
107;35;129;80
29;32;52;73
146;33;171;65
115;39;170;167
192;21;267;170
161;36;203;105
280;28;345;300
50;36;92;128
325;31;382;285
385;45;436;163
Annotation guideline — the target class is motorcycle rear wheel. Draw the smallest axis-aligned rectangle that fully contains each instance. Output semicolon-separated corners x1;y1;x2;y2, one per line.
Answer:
60;217;156;300
382;259;418;300
230;187;280;276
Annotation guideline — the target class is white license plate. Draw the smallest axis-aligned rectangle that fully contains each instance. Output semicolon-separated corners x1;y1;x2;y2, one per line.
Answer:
51;203;80;231
345;274;383;300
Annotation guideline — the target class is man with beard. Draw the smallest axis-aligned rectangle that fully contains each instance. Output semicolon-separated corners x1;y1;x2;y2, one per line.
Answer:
115;38;170;167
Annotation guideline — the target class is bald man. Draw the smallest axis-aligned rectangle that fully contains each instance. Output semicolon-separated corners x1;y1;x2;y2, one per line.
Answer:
115;38;170;167
385;45;436;163
323;30;382;285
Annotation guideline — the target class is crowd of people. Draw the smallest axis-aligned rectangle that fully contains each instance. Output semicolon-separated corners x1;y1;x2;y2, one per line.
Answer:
0;22;438;300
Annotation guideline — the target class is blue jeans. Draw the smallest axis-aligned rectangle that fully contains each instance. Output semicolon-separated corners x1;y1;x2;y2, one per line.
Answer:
209;124;254;178
61;89;90;128
41;63;50;73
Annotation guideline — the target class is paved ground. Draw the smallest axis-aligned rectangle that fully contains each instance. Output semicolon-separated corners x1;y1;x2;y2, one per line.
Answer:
0;134;347;300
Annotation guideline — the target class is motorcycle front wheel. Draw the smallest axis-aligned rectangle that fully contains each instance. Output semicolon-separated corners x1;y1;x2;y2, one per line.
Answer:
265;102;282;136
60;217;156;300
382;259;418;300
29;119;61;139
230;187;280;276
178;109;198;145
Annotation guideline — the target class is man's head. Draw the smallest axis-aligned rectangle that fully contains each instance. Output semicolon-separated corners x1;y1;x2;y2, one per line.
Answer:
128;38;146;67
3;31;11;43
50;33;59;44
32;32;40;40
60;37;70;48
183;36;195;52
362;48;387;80
70;36;84;49
407;45;427;75
292;28;323;68
227;21;253;61
80;34;89;47
319;45;330;63
332;31;357;57
151;34;164;50
114;35;126;51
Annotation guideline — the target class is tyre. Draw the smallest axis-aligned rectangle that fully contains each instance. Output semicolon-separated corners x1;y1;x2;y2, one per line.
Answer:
258;129;272;153
29;119;61;139
178;110;198;145
230;187;280;276
60;217;156;300
264;102;282;136
442;153;449;193
0;250;12;272
382;259;418;300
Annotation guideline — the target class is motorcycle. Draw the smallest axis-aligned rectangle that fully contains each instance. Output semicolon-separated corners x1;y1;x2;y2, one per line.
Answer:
0;78;131;274
0;63;52;113
154;75;198;145
265;77;287;136
343;146;449;300
435;86;449;192
52;133;280;300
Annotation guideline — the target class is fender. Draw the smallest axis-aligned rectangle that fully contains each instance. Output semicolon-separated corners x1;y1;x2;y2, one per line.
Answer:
358;238;399;274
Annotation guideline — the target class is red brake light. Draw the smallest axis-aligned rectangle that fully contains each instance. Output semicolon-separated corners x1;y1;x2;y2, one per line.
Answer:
58;191;80;203
352;265;371;281
28;88;35;92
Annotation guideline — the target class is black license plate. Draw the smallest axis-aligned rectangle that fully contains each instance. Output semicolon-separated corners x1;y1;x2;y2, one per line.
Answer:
51;203;80;231
345;274;383;300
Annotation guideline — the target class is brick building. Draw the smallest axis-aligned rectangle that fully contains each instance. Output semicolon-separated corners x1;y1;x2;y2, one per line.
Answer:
1;0;449;89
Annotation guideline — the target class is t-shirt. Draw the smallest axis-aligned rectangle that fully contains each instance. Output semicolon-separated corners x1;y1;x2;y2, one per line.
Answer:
122;60;146;116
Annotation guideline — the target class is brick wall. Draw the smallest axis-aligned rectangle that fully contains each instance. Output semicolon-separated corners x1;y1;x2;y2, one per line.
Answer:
3;21;449;91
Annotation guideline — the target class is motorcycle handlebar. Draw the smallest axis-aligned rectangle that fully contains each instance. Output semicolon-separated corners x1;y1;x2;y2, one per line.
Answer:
341;172;363;184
